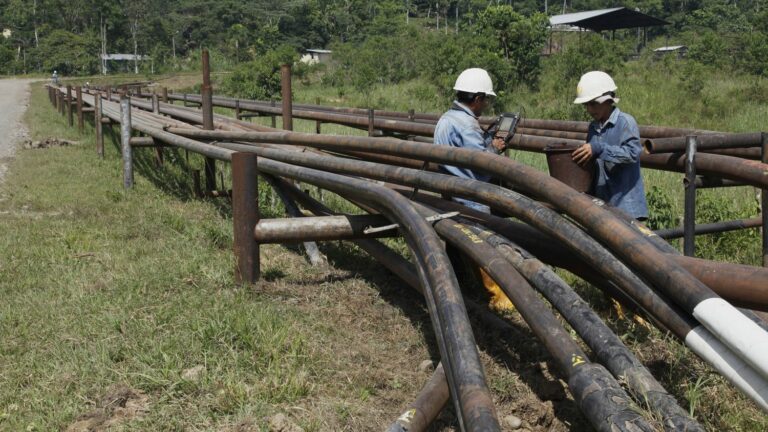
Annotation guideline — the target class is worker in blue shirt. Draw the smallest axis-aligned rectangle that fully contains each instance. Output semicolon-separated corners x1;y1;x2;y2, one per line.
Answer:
434;68;512;311
572;71;649;220
434;68;506;214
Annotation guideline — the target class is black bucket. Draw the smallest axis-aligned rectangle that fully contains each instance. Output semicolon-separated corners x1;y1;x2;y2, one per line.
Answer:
544;143;595;193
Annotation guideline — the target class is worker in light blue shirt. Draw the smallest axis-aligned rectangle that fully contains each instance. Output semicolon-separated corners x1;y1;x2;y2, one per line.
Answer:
434;68;505;214
434;68;512;312
572;71;649;220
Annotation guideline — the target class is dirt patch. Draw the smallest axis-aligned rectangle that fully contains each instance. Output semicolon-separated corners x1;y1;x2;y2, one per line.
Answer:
268;413;305;432
65;385;150;432
22;137;77;149
0;78;35;184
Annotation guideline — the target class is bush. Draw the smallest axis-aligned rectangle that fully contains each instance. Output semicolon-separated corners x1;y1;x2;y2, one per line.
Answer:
0;43;16;75
323;6;548;102
687;31;728;68
220;46;298;100
678;61;707;97
695;192;761;264
31;29;100;76
645;186;678;231
737;32;768;77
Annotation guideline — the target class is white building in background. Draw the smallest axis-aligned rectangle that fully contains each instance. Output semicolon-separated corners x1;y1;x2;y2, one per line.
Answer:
2;29;11;39
300;49;332;65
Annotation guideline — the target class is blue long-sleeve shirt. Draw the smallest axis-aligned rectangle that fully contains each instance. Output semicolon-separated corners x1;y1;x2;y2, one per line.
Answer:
588;107;649;219
434;101;495;182
434;101;496;213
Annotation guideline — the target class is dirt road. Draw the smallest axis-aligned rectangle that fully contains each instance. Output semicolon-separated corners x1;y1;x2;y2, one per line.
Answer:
0;79;36;183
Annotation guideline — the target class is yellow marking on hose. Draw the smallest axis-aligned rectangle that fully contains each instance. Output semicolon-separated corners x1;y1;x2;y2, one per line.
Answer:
636;223;656;237
397;408;417;423
572;354;586;367
454;224;484;243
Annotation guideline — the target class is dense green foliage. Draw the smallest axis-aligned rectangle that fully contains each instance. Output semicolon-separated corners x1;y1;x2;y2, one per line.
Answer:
0;0;766;81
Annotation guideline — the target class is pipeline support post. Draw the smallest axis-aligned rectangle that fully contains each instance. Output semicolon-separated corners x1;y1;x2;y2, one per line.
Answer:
232;152;260;283
762;132;768;267
270;99;277;128
75;86;84;132
201;49;216;194
368;108;375;137
684;135;697;256
66;85;74;127
94;95;104;158
120;96;134;189
151;92;164;165
280;64;293;131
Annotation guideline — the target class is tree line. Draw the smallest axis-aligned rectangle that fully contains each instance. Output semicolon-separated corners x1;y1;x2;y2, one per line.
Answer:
0;0;765;78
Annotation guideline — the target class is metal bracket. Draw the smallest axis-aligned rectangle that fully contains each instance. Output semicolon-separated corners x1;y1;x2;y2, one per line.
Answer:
363;211;460;234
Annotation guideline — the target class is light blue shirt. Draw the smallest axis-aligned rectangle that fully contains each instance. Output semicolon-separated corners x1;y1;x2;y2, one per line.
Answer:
588;107;649;219
434;101;496;213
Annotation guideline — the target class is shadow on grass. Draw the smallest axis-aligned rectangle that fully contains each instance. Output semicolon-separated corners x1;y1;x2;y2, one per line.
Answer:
317;240;589;429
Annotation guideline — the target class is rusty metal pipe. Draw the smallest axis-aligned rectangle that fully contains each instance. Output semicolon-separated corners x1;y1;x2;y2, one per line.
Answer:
656;217;762;240
413;195;768;410
281;64;293;131
232;152;260;283
98;104;500;428
167;92;720;139
252;160;499;431
386;363;450;432
463;223;703;431
253;215;392;243
274;179;518;432
645;133;763;153
119;96;134;188
695;176;745;188
163;130;768;334
428;211;655;432
641;152;768;190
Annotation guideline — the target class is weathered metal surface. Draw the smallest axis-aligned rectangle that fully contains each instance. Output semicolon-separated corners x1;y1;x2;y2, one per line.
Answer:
645;133;763;153
75;86;84;132
386;362;450;432
281;64;293;131
66;85;74;126
232;152;260;283
201;49;217;194
119;96;134;189
656;217;762;240
763;132;768;268
470;225;703;431
253;214;393;243
684;136;698;256
94;95;104;158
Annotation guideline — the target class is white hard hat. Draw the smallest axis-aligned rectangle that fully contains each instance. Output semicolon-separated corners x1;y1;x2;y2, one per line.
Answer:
453;68;496;97
573;71;618;104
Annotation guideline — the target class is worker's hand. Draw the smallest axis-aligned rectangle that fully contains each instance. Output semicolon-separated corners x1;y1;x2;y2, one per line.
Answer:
491;137;506;153
572;144;593;166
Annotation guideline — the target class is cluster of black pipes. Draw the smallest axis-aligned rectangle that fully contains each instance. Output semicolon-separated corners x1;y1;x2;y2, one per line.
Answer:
46;50;768;431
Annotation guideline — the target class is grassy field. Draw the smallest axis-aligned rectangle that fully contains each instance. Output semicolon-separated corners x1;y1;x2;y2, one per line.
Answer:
0;76;766;431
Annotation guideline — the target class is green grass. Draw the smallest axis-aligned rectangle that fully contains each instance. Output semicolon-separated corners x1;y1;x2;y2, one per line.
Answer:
0;84;442;431
0;84;313;430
